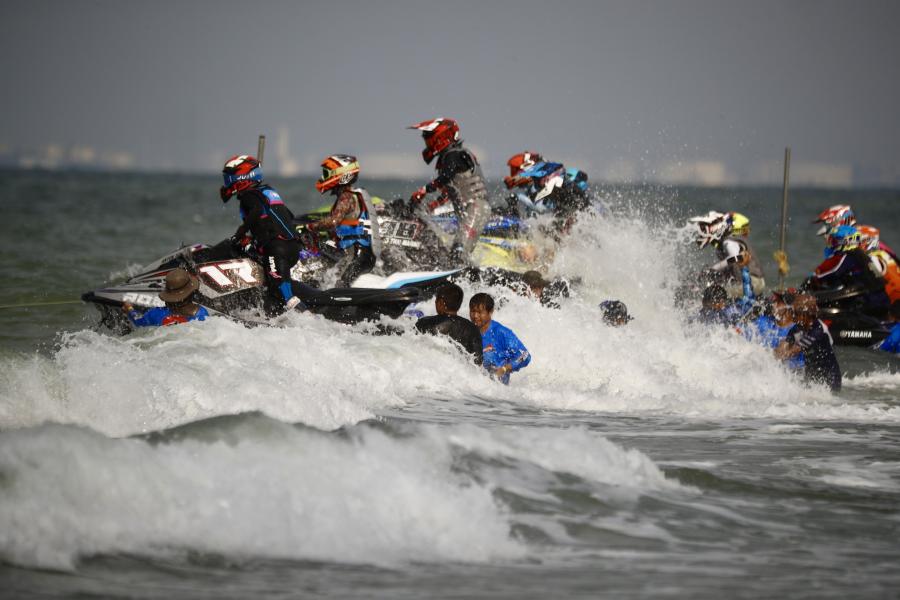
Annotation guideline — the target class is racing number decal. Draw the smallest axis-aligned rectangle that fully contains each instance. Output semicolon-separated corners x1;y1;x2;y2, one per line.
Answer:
199;261;259;290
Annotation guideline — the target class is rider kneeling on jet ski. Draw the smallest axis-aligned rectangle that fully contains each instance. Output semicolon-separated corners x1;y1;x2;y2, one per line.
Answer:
689;211;766;298
306;154;378;287
407;118;489;263
123;268;208;327
220;155;307;311
801;225;890;310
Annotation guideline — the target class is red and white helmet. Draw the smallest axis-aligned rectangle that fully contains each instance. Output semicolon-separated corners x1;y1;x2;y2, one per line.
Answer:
316;154;360;194
220;155;262;202
813;204;855;236
504;151;543;189
408;118;460;164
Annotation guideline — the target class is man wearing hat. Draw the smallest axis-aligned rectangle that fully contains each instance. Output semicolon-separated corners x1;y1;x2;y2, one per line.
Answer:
122;268;209;327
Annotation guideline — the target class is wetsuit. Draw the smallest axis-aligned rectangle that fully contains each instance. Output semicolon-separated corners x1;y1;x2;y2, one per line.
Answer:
784;320;842;391
127;306;209;327
480;320;531;384
808;248;889;309
417;142;489;256
233;183;301;304
415;315;484;365
710;237;766;296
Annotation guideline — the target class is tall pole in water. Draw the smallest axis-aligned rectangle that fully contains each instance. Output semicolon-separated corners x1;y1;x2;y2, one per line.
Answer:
257;134;266;165
776;147;791;290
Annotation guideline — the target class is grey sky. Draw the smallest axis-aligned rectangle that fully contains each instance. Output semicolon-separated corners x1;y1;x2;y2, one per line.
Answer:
3;0;899;185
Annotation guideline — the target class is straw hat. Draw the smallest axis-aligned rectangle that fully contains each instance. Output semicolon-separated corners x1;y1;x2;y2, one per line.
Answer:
159;268;199;303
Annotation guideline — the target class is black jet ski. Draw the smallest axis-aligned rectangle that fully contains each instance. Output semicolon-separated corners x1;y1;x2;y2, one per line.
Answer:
82;242;457;333
811;284;892;347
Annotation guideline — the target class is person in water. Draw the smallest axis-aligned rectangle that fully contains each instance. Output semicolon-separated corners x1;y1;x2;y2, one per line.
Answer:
741;290;804;370
694;284;742;326
415;283;483;365
599;300;633;326
123;268;209;327
521;270;562;308
468;292;531;384
775;294;841;392
877;302;900;353
407;118;489;262
220;155;306;311
307;154;379;286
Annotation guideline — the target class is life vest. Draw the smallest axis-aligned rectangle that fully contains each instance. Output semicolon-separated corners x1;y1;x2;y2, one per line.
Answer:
334;188;373;249
871;249;900;302
239;184;297;244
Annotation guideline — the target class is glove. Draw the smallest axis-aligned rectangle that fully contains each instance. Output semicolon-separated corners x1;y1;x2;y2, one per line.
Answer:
410;187;427;204
285;296;306;311
793;332;814;350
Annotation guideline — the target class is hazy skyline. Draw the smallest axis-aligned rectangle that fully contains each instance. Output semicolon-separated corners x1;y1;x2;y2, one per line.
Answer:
3;0;899;186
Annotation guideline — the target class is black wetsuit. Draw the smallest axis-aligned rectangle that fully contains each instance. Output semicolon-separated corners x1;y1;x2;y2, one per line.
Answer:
234;184;301;301
416;314;484;365
785;320;842;392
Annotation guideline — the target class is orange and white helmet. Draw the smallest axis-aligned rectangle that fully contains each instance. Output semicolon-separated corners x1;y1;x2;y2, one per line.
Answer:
408;118;460;164
316;154;360;194
504;151;543;189
856;224;880;252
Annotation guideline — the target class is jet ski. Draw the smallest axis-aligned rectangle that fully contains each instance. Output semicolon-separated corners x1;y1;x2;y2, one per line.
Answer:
82;241;459;333
811;284;893;347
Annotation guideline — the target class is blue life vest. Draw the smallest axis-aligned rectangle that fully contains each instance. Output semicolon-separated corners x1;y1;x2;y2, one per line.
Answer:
334;189;372;249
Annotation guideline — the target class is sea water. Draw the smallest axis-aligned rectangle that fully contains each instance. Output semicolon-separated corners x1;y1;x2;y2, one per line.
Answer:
0;171;898;598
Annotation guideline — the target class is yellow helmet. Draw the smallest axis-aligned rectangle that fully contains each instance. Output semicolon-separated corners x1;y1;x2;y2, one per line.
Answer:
730;212;750;237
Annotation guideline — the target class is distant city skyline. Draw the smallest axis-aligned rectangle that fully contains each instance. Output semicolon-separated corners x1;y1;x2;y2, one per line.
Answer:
3;0;899;187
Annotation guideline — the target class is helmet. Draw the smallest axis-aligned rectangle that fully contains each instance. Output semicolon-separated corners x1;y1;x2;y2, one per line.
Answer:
408;118;460;164
827;225;862;253
316;154;360;193
689;211;732;248
221;155;262;202
729;212;750;237
856;224;880;252
813;204;855;236
504;151;543;189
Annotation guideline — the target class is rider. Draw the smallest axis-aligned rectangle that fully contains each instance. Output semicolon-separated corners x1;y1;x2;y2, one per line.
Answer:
690;211;766;297
813;204;897;260
123;268;209;327
802;225;890;310
515;160;591;231
306;154;379;287
857;225;900;303
220;155;305;311
408;118;489;262
503;151;543;215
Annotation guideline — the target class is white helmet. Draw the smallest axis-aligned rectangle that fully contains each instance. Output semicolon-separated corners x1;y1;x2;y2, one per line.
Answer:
689;211;732;248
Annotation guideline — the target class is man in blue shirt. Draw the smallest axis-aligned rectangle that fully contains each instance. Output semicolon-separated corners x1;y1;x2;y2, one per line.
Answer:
122;268;209;327
468;292;530;384
878;302;900;353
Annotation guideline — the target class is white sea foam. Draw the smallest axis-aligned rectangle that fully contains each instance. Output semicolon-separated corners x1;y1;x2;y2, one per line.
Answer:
2;205;897;438
0;420;676;570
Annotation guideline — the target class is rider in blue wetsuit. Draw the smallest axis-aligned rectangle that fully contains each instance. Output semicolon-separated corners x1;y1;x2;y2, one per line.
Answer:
220;154;306;311
468;292;530;384
123;268;209;327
